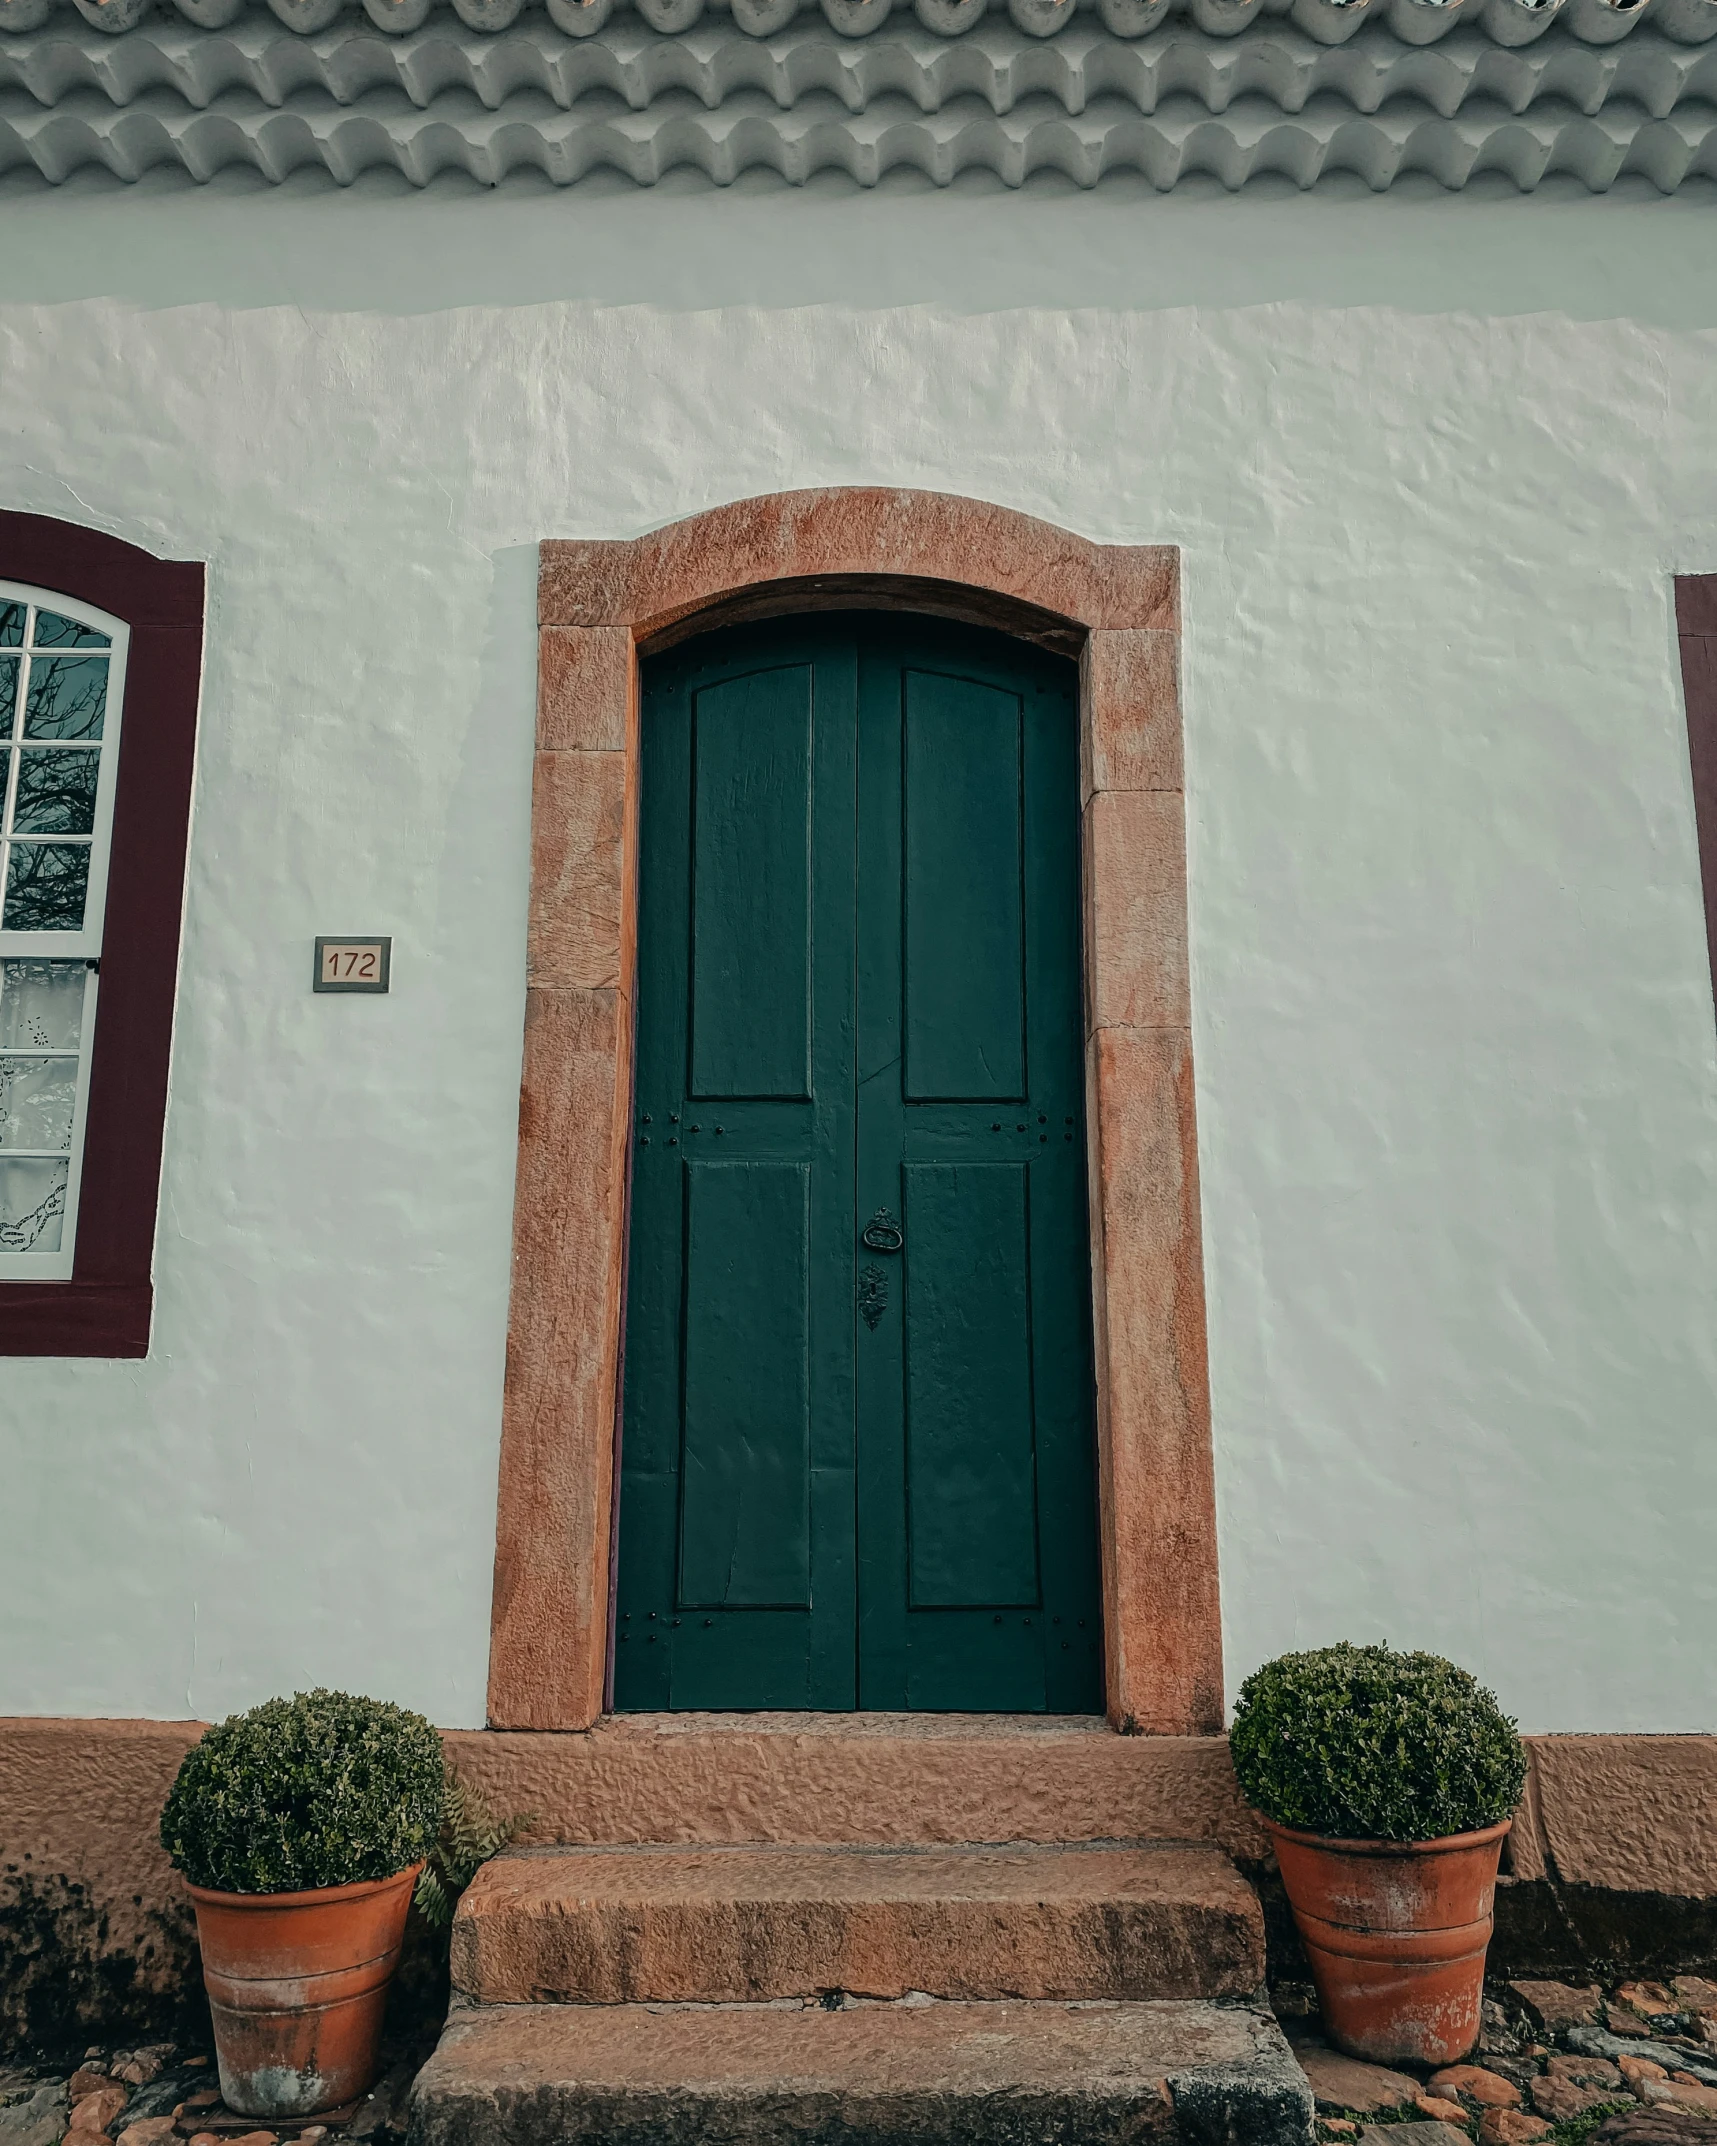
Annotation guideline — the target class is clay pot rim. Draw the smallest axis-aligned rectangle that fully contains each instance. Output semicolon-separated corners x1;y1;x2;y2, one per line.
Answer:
1262;1816;1512;1856
185;1860;424;1911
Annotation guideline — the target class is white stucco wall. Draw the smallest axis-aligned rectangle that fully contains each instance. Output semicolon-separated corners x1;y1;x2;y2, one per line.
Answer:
3;173;1717;1734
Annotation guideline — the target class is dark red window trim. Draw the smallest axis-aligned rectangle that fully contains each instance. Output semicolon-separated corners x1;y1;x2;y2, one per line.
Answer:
1676;576;1717;1031
0;514;203;1358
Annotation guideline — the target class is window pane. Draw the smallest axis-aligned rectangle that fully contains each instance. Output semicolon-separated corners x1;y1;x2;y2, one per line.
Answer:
0;1154;67;1252
0;1056;78;1150
0;657;16;733
24;656;107;741
13;747;100;836
32;610;110;651
3;843;91;931
0;604;23;648
0;961;87;1049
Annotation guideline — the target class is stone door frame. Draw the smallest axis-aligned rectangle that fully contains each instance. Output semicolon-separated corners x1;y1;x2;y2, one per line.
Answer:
487;488;1223;1737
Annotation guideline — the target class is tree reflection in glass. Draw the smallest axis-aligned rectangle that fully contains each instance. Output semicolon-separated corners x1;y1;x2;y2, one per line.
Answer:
24;656;107;741
32;611;110;652
3;844;90;931
13;749;99;837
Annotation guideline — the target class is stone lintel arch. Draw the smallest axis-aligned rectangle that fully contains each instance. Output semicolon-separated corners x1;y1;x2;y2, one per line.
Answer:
488;488;1223;1738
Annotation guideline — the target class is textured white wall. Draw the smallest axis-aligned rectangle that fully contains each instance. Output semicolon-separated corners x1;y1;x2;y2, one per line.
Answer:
2;175;1716;1733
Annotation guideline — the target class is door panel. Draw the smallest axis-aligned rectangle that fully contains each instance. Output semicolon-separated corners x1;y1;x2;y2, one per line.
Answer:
617;632;857;1710
903;1161;1038;1610
854;623;1100;1713
902;671;1026;1103
679;1159;812;1609
690;666;813;1101
616;615;1101;1714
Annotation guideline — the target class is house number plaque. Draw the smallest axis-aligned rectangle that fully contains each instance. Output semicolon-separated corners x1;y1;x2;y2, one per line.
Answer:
314;937;392;993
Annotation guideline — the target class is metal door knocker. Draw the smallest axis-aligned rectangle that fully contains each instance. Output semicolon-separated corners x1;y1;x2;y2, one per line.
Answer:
861;1208;904;1253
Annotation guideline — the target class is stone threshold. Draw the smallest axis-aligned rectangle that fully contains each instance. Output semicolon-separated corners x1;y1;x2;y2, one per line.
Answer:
438;1716;1263;1853
590;1711;1128;1737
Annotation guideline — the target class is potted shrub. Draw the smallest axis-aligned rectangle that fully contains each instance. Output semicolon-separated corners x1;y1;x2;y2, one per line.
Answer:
1229;1643;1527;2068
160;1690;444;2119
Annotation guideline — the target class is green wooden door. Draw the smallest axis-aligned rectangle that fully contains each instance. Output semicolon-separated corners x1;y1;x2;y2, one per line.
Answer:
615;614;1101;1712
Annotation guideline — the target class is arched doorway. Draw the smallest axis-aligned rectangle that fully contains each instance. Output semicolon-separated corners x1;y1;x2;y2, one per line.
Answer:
614;613;1102;1711
488;490;1220;1740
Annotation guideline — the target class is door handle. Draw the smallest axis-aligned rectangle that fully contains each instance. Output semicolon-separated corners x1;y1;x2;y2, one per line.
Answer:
861;1208;904;1253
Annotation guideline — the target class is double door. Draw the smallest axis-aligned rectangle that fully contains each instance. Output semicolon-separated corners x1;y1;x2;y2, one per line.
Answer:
614;613;1101;1712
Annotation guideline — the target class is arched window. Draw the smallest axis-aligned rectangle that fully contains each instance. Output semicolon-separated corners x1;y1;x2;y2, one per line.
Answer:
0;587;129;1278
0;517;203;1356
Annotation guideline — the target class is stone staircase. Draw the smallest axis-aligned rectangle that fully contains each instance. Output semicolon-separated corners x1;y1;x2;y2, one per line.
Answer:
408;1721;1314;2146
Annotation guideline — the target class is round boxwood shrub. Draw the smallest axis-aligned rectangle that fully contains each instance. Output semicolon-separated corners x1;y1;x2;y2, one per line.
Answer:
161;1689;445;1895
1228;1643;1527;1843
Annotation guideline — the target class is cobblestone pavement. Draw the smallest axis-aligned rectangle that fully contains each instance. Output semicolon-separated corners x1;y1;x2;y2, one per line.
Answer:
0;2038;427;2146
1290;1980;1717;2146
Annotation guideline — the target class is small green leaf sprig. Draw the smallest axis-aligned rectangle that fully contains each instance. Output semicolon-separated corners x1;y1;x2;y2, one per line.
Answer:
413;1766;536;1929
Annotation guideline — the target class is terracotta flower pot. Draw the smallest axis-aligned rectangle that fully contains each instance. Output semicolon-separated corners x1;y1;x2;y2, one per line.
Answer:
1265;1818;1510;2067
187;1862;421;2118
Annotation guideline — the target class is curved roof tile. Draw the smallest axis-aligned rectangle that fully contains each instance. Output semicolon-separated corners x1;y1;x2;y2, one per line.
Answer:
8;0;1717;45
2;8;1713;184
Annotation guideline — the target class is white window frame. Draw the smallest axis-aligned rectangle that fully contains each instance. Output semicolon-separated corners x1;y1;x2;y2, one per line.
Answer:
0;581;130;1282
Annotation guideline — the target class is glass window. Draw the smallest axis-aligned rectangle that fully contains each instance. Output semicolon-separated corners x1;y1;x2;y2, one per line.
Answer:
0;583;127;1281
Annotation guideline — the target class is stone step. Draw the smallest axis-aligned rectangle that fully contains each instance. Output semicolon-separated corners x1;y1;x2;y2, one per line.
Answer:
451;1842;1265;2006
409;1996;1314;2146
443;1717;1266;1857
